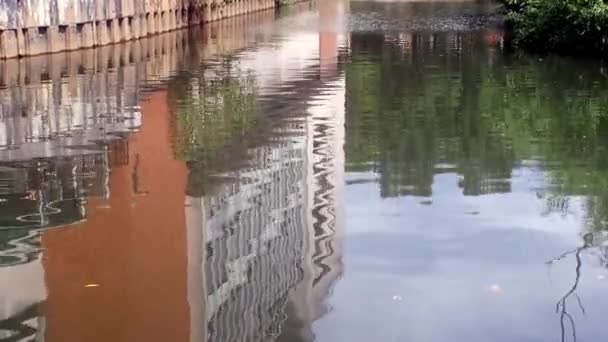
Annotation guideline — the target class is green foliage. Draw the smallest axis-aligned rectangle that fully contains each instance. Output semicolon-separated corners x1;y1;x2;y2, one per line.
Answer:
346;35;516;197
505;0;608;55
166;63;259;196
171;70;257;163
499;0;530;13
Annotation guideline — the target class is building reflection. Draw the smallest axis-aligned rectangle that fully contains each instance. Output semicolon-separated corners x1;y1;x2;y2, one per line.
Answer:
41;89;191;342
277;1;348;339
0;2;347;341
0;132;118;342
179;0;348;339
0;23;195;340
278;81;346;342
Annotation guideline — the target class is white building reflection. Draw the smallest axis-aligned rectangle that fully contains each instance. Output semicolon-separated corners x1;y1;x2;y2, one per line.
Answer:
180;2;349;341
280;75;346;342
184;73;347;342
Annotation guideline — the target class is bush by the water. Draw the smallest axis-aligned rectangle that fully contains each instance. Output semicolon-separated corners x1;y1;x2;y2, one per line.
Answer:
503;0;608;55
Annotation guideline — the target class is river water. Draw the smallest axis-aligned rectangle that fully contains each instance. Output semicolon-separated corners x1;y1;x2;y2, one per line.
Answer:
1;1;608;341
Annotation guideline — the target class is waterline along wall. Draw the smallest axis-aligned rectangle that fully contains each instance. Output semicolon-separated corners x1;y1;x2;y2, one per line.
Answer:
0;0;280;58
0;11;279;162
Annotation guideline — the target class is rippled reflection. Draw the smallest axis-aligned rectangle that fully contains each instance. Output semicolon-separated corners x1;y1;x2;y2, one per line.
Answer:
2;0;608;341
0;2;347;341
333;2;608;342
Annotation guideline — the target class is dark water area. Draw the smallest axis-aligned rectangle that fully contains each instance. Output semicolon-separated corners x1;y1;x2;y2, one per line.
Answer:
1;1;608;341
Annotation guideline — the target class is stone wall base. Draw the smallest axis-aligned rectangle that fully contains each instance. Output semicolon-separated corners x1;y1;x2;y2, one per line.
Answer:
0;0;281;59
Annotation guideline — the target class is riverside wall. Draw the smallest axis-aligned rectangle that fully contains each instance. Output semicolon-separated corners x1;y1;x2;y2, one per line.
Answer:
0;0;280;58
0;10;282;161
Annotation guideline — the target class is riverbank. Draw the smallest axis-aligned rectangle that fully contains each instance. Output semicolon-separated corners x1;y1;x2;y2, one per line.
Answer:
500;0;608;56
0;0;302;59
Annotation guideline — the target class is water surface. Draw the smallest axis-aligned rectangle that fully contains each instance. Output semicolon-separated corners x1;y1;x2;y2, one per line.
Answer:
1;1;608;342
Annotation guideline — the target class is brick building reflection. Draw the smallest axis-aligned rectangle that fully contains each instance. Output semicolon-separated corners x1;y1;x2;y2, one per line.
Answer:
41;90;191;342
0;152;113;341
1;89;198;342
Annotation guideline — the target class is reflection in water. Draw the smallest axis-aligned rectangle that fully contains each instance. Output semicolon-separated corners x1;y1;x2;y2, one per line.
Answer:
169;2;347;337
547;233;595;342
334;1;608;341
0;154;110;263
3;0;608;341
345;29;514;198
0;148;114;341
0;2;346;342
555;246;582;342
0;25;190;340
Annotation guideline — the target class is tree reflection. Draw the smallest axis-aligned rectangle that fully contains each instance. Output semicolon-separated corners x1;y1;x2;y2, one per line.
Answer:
345;34;608;341
547;233;594;342
345;31;517;198
170;64;257;163
168;61;259;195
345;30;608;217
